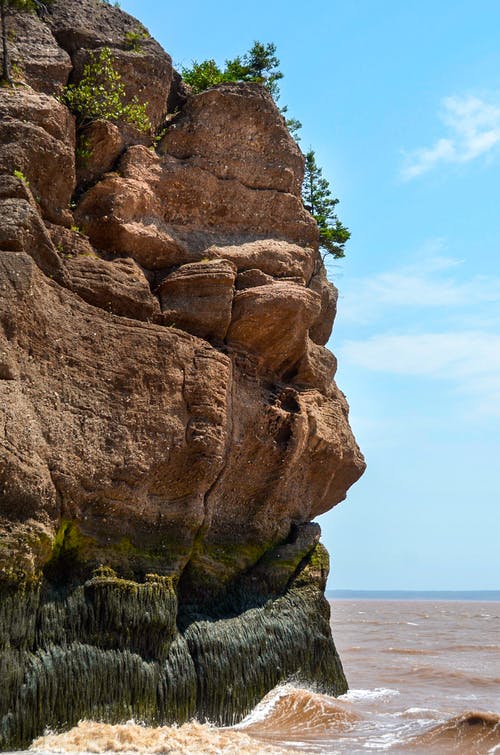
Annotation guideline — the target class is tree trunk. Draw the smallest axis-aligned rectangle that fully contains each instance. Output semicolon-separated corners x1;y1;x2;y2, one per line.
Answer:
0;0;13;86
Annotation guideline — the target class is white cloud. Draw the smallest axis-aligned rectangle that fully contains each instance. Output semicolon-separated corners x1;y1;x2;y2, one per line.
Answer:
340;249;500;325
340;331;500;417
335;244;500;418
401;95;500;179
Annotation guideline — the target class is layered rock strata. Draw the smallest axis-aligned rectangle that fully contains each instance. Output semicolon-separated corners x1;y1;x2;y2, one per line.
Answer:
0;0;365;749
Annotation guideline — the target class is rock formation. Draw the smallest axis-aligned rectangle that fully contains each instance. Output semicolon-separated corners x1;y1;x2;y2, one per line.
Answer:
0;0;365;749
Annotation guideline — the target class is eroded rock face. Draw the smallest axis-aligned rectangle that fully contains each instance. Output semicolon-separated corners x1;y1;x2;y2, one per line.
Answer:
159;83;304;194
0;1;365;748
7;10;72;94
158;259;236;340
0;89;75;226
46;0;173;130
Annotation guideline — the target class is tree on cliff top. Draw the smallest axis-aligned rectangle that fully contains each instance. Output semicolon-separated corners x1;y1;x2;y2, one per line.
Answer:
302;150;350;259
0;0;49;85
182;41;283;97
182;43;350;259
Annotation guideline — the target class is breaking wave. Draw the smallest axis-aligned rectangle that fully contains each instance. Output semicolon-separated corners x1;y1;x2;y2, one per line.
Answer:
237;684;359;736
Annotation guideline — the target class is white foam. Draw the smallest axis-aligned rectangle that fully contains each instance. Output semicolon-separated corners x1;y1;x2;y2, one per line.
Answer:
235;684;293;728
402;707;440;716
339;688;400;702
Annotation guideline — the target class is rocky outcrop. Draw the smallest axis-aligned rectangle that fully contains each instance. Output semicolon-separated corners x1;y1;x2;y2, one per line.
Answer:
0;89;75;225
0;1;365;749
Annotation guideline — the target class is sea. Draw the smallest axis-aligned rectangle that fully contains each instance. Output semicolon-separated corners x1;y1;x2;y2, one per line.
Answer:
17;593;500;755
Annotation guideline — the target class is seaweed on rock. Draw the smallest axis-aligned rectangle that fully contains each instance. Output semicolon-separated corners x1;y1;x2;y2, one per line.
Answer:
0;545;346;750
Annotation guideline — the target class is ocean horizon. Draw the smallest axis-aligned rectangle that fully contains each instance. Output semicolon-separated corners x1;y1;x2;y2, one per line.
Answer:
327;589;500;601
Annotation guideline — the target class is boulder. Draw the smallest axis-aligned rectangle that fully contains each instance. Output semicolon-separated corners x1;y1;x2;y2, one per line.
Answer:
158;259;236;341
76;120;124;188
309;261;339;345
160;83;304;194
227;281;321;375
293;338;338;393
66;255;160;321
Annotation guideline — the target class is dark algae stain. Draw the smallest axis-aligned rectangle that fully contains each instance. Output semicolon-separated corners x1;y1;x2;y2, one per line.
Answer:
0;539;346;750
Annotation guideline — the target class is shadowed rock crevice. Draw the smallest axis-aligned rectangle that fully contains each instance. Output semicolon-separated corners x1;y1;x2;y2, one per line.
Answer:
0;0;364;749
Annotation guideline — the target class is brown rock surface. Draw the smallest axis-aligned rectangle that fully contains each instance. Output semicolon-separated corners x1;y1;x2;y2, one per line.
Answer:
158;259;236;340
76;120;124;188
0;1;365;742
76;139;318;263
159;83;304;193
227;281;321;376
7;10;72;94
0;88;75;225
67;255;160;321
0;176;65;282
0;252;230;579
309;262;339;345
46;0;173;130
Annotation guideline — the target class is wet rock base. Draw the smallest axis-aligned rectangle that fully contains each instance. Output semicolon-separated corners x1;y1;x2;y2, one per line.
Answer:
0;544;346;750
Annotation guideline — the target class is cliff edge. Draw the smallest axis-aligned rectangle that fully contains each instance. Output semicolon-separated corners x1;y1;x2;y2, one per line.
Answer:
0;0;365;748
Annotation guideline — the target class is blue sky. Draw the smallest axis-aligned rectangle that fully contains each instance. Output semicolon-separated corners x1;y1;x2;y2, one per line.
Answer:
119;0;499;590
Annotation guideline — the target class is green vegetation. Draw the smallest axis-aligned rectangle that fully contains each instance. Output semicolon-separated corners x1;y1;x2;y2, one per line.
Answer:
182;41;283;96
125;28;149;52
303;150;350;259
60;47;151;132
12;167;28;185
182;41;349;258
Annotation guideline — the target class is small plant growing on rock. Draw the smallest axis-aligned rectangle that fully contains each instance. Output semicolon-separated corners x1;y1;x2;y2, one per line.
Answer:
13;167;29;185
75;134;92;164
61;46;151;133
125;28;149;52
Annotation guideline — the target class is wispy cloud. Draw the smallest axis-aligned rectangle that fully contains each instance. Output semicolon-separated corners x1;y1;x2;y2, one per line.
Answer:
401;95;500;179
336;244;500;417
340;244;500;325
340;331;500;417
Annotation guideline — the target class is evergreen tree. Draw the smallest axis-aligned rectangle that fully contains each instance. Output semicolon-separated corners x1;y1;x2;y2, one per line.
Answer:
234;41;283;98
0;0;48;85
302;150;350;259
182;46;350;259
182;41;283;98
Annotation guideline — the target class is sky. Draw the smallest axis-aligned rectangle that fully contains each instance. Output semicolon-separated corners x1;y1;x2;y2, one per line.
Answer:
119;0;499;591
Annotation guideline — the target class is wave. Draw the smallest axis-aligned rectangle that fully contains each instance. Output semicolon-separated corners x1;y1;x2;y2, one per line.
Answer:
439;643;500;653
386;647;436;655
408;711;500;753
237;684;359;737
30;720;292;754
406;664;500;687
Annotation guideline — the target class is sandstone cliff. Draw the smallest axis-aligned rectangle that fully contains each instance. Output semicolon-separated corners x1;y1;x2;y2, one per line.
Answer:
0;0;365;748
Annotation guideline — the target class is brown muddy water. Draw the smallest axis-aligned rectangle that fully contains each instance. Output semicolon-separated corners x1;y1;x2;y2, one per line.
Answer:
21;600;500;754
